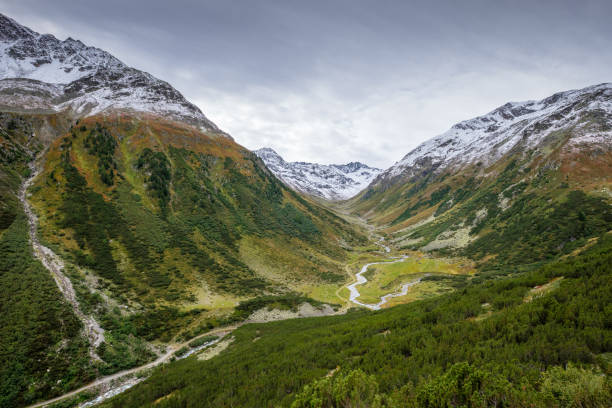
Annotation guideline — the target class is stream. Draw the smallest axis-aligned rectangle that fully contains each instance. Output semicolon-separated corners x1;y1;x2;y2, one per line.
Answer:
347;239;426;310
19;154;106;360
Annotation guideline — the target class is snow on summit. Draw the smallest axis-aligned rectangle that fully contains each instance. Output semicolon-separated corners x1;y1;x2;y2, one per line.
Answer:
255;148;382;200
0;13;219;130
378;83;612;183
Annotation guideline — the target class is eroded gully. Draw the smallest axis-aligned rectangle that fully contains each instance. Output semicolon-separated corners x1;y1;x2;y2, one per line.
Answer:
19;154;106;360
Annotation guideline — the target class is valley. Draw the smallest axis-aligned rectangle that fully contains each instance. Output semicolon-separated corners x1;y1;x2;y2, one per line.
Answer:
11;129;478;407
18;206;480;407
2;98;608;407
0;11;610;408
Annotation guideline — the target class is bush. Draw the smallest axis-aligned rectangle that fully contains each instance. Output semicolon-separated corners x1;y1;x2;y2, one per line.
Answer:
292;369;387;408
416;363;518;408
540;364;612;408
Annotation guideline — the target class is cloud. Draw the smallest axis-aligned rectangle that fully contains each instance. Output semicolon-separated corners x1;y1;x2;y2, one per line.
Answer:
1;0;611;168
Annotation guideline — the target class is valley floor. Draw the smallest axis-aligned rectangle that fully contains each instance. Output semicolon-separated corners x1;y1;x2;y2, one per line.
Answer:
23;203;474;407
18;186;609;408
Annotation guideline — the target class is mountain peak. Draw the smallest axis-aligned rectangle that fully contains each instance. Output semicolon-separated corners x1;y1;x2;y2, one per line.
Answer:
255;148;382;200
0;13;220;132
0;13;37;41
255;147;281;155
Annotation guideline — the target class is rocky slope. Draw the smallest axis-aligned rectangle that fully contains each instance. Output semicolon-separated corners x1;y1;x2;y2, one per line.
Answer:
255;147;382;200
0;13;218;130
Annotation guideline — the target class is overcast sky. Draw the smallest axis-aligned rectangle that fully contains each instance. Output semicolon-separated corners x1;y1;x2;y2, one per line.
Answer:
1;1;611;168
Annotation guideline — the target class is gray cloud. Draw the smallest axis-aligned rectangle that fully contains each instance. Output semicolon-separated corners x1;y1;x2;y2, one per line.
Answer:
1;0;611;167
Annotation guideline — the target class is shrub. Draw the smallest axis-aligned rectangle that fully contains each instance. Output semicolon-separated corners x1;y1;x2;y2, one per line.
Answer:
540;364;612;408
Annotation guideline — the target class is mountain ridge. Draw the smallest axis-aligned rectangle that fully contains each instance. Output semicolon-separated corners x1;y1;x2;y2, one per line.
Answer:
0;13;220;132
372;82;611;188
350;83;611;268
255;147;382;200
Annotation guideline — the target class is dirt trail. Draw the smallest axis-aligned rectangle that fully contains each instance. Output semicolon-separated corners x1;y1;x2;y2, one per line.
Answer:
19;154;105;360
25;324;236;408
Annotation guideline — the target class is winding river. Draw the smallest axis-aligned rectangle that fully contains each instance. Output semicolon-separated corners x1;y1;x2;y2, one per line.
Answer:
347;239;426;310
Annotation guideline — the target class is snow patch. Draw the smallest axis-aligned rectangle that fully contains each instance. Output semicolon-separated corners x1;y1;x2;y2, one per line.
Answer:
0;13;220;131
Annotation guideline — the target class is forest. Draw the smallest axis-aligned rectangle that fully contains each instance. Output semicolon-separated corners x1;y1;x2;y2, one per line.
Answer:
101;232;612;407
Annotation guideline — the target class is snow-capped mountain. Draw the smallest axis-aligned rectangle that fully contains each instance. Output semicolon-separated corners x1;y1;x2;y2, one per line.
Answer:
376;83;612;185
255;148;382;200
0;13;218;131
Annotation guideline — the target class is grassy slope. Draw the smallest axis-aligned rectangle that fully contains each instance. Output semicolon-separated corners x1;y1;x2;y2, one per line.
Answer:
349;130;612;268
101;232;612;407
28;113;365;339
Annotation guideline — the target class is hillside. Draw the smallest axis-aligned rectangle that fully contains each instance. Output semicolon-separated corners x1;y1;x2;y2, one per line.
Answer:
28;113;363;307
0;15;365;407
255;147;382;200
350;83;612;268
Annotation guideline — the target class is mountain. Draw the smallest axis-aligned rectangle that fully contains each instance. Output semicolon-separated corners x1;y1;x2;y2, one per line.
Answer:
0;13;218;130
96;85;612;408
255;147;382;200
351;83;611;266
0;15;365;407
376;83;611;186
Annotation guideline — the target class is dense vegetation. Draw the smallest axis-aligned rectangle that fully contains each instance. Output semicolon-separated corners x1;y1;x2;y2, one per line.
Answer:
0;215;95;408
0;113;35;233
465;190;612;264
136;147;171;212
102;233;612;407
292;362;611;407
83;123;118;186
59;158;131;284
0;114;93;408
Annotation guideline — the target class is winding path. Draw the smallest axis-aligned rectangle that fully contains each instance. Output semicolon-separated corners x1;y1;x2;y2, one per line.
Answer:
346;239;426;310
19;154;105;360
26;326;236;408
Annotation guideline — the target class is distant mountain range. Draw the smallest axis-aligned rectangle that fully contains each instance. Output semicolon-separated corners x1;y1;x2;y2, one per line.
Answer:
255;147;382;200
